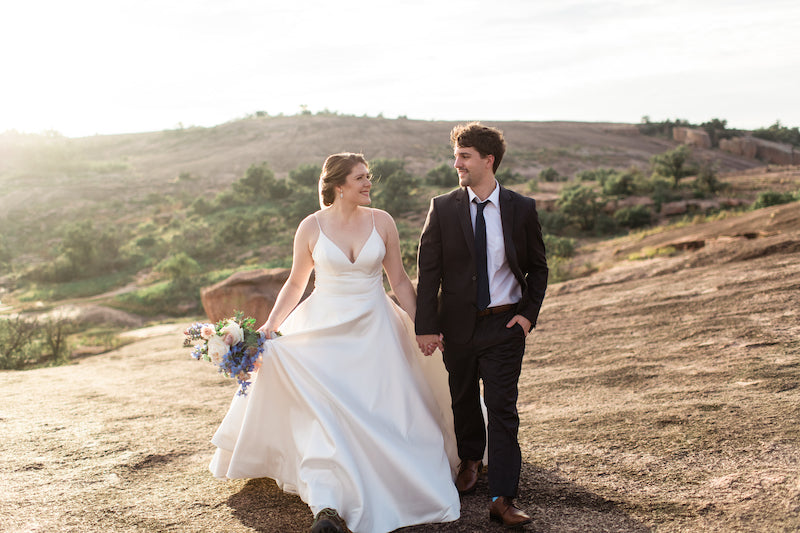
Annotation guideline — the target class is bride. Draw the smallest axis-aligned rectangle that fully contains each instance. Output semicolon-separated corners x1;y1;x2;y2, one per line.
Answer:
209;153;460;533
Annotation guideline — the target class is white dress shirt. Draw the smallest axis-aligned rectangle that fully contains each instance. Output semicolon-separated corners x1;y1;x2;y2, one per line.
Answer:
467;182;521;308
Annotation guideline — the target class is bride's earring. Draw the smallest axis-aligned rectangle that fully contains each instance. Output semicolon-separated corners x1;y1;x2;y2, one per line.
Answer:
339;190;343;199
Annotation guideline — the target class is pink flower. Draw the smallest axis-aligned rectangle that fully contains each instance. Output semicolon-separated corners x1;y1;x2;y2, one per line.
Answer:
200;325;216;340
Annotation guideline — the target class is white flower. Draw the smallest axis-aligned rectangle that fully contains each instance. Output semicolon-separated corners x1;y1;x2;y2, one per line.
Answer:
220;320;244;346
200;324;216;340
207;335;228;365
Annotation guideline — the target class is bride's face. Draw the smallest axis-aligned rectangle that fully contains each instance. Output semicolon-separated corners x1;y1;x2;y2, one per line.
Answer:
339;163;372;205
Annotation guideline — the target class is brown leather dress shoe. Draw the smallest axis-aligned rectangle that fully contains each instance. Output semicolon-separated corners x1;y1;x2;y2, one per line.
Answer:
310;508;351;533
489;497;532;528
455;459;482;494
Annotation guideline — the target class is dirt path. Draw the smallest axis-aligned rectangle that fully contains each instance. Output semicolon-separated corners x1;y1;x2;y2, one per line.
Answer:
2;208;799;532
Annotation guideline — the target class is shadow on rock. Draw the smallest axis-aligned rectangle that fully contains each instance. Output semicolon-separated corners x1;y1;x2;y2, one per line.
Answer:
227;478;312;532
401;462;650;532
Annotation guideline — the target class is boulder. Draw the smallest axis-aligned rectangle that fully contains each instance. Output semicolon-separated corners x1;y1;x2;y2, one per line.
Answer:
200;268;314;327
685;129;711;149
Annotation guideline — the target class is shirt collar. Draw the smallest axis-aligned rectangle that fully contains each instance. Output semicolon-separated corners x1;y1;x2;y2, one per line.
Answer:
467;180;500;205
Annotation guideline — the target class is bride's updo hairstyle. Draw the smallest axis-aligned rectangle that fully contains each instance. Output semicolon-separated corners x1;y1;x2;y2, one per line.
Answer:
319;152;369;208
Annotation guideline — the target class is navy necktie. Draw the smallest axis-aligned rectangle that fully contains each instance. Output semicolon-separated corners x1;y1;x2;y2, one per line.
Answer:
474;199;490;310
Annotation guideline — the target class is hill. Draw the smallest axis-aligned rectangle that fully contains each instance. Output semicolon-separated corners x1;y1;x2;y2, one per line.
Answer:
0;115;763;224
1;202;798;532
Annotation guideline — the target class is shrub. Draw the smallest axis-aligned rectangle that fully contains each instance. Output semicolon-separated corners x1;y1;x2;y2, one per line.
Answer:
285;186;321;225
543;235;576;258
289;164;322;188
648;175;681;212
577;168;615;182
537;210;572;236
614;205;654;228
233;163;292;202
752;191;796;209
752;120;800;147
556;185;601;231
650;145;697;188
425;162;455;187
155;252;201;284
0;316;72;370
370;159;419;216
495;168;525;185
539;167;563;182
693;160;723;195
601;170;638;197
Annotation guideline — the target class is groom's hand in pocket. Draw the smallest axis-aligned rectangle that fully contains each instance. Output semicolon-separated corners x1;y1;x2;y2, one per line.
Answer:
506;315;531;338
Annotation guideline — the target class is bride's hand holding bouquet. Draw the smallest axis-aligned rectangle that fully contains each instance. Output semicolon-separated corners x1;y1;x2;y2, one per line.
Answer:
184;311;268;395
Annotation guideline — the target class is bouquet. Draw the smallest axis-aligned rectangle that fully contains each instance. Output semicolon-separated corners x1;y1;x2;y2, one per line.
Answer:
184;311;266;396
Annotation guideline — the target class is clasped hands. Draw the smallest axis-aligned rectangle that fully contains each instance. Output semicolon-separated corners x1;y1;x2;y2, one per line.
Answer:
416;314;531;357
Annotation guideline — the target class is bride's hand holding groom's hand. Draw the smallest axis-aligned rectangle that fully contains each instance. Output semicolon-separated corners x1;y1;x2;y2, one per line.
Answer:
416;333;444;356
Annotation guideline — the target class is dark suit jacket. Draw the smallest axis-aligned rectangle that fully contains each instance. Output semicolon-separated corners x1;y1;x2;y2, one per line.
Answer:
415;185;548;344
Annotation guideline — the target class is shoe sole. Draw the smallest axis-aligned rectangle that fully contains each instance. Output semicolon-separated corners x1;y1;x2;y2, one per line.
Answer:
490;512;532;529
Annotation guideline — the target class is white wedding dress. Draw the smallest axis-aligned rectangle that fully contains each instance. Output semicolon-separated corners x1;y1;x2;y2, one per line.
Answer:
209;215;461;533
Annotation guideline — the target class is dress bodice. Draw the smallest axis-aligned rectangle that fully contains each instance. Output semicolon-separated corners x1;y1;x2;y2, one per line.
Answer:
311;225;386;296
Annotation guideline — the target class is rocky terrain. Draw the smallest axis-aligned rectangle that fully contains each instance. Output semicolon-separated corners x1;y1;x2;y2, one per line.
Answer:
2;199;798;532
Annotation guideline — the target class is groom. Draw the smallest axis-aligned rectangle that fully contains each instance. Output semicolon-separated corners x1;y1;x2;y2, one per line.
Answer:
416;122;548;528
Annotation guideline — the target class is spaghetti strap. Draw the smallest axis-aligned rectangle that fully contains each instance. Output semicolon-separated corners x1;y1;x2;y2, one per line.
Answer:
370;209;375;230
313;212;322;231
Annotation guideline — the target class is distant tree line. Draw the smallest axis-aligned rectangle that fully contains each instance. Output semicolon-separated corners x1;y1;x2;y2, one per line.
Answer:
639;116;800;148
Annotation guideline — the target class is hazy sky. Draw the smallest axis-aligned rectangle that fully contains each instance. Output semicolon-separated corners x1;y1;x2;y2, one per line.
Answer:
2;0;798;137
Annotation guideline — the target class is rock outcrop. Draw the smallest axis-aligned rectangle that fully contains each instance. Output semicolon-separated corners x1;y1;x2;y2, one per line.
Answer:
200;268;314;326
673;127;712;149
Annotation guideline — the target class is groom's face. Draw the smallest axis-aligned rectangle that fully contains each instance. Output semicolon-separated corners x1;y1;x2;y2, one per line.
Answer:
453;145;493;189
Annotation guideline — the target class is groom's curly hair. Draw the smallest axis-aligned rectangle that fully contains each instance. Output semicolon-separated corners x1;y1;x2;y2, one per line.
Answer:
450;122;506;173
319;152;369;208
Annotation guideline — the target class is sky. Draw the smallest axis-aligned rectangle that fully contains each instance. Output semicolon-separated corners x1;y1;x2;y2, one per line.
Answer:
1;0;799;138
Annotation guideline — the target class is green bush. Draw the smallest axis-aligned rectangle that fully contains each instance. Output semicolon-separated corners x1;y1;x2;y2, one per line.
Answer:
614;205;654;228
370;159;420;216
648;175;682;212
233;163;292;202
285;187;320;225
601;170;638;197
650;145;697;188
556;184;601;231
425;162;455;187
495;168;525;185
752;191;796;209
543;234;576;258
289;164;322;187
752;120;800;147
537;210;572;236
693;160;723;195
539;167;563;182
577;168;615;182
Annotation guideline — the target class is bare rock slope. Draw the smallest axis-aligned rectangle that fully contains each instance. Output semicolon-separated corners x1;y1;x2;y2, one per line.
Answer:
1;204;799;532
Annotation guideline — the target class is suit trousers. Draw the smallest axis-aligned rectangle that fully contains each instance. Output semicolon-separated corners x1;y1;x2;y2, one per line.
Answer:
442;308;526;498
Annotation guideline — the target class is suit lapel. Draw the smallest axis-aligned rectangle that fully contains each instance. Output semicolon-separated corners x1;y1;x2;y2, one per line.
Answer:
499;185;519;268
456;188;475;259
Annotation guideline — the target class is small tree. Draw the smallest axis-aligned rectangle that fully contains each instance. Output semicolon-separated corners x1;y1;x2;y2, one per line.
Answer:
156;252;201;289
557;185;601;231
370;159;419;216
289;164;322;188
539;167;562;182
233;163;292;202
425;162;455;187
693;160;723;195
651;145;696;188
